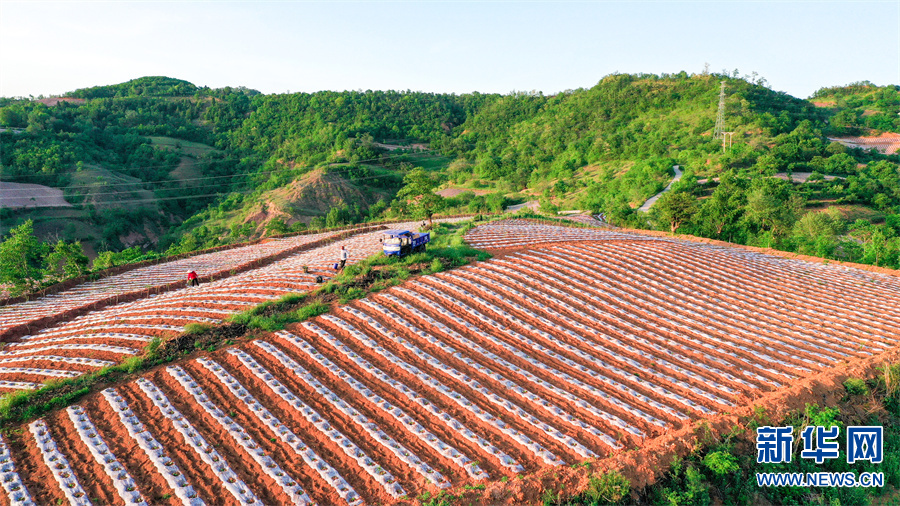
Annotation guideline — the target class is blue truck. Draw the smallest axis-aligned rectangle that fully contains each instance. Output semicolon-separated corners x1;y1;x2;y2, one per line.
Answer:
382;229;430;257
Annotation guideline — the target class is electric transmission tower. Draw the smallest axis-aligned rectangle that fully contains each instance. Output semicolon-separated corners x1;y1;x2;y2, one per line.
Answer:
714;81;726;139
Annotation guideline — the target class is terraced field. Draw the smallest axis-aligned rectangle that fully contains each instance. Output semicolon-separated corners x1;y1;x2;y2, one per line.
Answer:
464;219;648;249
0;231;341;336
0;222;440;392
1;219;898;505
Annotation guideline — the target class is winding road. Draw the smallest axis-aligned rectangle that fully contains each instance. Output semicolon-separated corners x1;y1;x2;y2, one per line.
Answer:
638;165;682;212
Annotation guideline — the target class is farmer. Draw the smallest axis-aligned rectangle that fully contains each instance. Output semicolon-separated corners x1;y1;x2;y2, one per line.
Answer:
339;246;349;270
187;270;200;287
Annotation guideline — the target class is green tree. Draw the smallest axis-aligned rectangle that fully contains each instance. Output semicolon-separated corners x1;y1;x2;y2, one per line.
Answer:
824;153;856;175
0;107;24;127
656;191;698;234
394;168;445;226
43;240;89;280
0;220;46;295
264;218;290;235
793;209;843;241
851;221;897;267
791;209;843;257
695;172;747;238
484;192;508;213
539;189;558;214
367;199;388;220
744;178;804;238
325;205;351;228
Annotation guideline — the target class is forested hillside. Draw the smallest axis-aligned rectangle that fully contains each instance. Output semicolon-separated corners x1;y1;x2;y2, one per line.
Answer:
810;80;900;133
2;74;899;291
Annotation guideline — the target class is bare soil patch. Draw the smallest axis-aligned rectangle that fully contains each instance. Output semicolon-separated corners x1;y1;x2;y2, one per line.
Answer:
0;182;72;209
828;132;900;155
436;188;491;198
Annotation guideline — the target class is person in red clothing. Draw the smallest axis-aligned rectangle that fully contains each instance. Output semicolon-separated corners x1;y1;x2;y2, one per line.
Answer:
187;270;200;287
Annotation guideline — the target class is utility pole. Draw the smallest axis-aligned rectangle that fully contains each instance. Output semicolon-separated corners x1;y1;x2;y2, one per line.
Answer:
714;81;727;140
722;132;734;152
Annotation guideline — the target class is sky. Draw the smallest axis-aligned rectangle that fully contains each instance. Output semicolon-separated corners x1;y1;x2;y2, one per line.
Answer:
1;1;898;100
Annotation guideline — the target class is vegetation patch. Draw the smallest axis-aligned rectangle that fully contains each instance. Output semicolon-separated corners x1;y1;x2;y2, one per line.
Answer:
555;369;900;506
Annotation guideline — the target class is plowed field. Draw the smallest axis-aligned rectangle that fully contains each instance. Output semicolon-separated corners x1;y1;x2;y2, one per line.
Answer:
0;221;448;391
1;220;898;504
0;231;340;336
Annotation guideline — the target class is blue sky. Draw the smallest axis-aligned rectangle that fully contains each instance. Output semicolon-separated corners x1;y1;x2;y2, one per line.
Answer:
1;1;897;99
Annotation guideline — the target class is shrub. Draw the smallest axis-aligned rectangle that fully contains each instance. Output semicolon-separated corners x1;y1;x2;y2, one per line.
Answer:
702;450;739;476
584;470;630;505
183;323;213;335
844;377;869;396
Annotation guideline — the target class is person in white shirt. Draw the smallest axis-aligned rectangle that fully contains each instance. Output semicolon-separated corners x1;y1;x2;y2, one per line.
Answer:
339;245;349;270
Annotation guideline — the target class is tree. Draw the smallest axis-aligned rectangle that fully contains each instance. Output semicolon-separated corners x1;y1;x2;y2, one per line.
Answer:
852;221;897;267
695;172;748;238
394;168;444;226
656;191;698;234
264;218;289;236
539;189;559;214
744;178;804;237
44;240;89;280
0;220;46;295
791;209;843;257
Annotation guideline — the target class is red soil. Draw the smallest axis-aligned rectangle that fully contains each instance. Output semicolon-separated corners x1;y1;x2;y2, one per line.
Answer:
114;382;238;506
354;296;637;452
8;426;67;505
242;343;428;493
272;327;528;478
258;338;464;482
316;311;586;466
183;358;352;506
41;410;121;505
82;395;181;505
218;348;396;503
151;366;297;506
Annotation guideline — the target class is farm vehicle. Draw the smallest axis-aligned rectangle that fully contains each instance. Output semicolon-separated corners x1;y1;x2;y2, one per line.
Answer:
382;230;430;258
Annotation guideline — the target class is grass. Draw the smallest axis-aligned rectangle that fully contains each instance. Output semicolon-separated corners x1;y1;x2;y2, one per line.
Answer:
183;322;214;335
148;136;218;158
0;337;162;427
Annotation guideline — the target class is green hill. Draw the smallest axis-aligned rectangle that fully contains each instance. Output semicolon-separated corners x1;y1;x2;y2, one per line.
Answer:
66;76;200;99
810;82;900;134
2;73;899;273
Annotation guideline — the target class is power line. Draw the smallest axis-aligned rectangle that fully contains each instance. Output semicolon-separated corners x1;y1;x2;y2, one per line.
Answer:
0;149;441;189
37;168;409;206
51;166;406;200
75;191;253;205
53;182;247;199
34;161;411;200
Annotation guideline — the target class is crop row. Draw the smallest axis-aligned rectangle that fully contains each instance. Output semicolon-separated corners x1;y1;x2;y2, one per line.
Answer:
463;219;650;249
0;232;339;332
0;221;443;391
